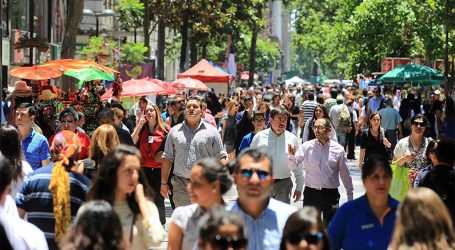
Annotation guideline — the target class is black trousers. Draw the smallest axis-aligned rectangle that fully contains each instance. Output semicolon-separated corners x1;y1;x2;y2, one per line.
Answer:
303;187;340;228
142;167;167;225
346;129;356;159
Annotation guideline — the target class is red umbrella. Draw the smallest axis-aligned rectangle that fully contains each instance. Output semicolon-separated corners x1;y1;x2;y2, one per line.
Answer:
145;78;179;95
101;78;173;100
171;77;209;91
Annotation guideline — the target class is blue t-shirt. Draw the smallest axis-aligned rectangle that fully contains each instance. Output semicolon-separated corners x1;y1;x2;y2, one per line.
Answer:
328;195;399;250
238;132;256;153
22;129;51;170
16;163;90;250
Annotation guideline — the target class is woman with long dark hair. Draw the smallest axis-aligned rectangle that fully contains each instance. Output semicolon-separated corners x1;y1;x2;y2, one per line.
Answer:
0;125;33;197
302;104;337;143
87;145;165;250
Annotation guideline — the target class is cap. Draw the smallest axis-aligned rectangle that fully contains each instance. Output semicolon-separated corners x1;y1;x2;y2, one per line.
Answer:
336;95;344;101
434;90;440;95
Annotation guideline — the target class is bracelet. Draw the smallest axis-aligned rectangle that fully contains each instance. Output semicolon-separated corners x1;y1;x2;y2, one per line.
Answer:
161;183;168;186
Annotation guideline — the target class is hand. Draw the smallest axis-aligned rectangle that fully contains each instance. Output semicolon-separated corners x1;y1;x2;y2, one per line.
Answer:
134;184;146;203
382;138;392;148
72;160;84;174
293;191;302;203
408;169;418;186
288;144;296;155
139;116;147;126
160;184;170;199
400;154;416;166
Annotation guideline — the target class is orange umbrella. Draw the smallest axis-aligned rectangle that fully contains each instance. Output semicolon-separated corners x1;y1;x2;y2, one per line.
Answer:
10;65;63;80
43;59;119;74
171;77;209;91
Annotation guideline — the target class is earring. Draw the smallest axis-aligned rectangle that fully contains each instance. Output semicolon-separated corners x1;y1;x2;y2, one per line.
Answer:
212;189;216;193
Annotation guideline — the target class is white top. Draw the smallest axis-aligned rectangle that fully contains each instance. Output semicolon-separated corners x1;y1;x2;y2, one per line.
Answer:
170;203;204;250
9;160;33;198
250;128;304;191
113;200;166;250
0;205;48;250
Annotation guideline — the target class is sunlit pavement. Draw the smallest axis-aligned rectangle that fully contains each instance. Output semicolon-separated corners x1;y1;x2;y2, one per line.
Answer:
153;147;365;249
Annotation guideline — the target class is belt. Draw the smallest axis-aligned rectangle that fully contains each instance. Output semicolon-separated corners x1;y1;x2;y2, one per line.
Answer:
274;177;291;183
306;186;337;191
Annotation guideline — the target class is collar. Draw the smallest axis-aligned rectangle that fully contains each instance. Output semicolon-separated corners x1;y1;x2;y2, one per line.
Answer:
315;138;330;147
25;128;36;140
269;128;284;138
357;194;399;212
235;197;272;220
183;119;205;132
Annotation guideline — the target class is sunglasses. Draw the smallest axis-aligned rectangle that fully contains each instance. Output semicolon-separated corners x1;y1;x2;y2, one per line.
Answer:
412;121;426;127
287;231;324;245
210;235;247;250
240;168;270;180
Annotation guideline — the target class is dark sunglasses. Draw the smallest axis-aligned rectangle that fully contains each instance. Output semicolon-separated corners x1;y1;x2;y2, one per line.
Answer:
287;231;324;245
412;121;426;127
240;168;270;180
210;235;247;250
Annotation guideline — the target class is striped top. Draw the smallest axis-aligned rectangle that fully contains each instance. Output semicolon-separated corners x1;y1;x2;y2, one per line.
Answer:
300;100;318;124
16;163;90;250
227;198;297;250
22;129;51;170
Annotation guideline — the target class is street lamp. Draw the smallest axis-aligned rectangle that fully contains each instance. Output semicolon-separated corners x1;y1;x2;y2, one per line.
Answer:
83;9;117;36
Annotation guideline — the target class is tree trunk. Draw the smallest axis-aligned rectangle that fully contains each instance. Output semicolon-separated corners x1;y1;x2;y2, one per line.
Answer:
190;36;198;66
60;0;84;59
179;12;189;72
143;0;150;58
157;19;166;80
424;44;432;67
248;23;258;87
201;43;207;59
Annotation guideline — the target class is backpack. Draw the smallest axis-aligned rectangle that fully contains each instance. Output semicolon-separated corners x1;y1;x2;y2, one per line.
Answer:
337;105;352;131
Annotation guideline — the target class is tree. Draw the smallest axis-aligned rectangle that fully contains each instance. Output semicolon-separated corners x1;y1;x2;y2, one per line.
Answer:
115;0;145;43
61;0;84;59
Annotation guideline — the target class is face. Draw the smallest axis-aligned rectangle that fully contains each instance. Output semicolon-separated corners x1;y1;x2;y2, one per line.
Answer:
244;100;253;110
185;100;202;122
187;165;218;208
145;106;157;122
259;104;267;112
61;114;77;132
314;107;324;119
229;103;239;113
284;99;293;110
375;89;381;97
77;116;85;127
411;118;426;135
270;113;288;135
272;96;280;104
363;165;391;198
234;156;273;201
285;224;324;250
205;224;247;250
15;108;34;128
428;143;439;166
116;155;140;197
253;116;266;131
369;114;381;129
312;119;331;142
139;100;147;109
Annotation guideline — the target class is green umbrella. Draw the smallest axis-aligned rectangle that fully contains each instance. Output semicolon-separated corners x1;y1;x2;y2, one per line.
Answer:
64;66;115;89
379;64;445;86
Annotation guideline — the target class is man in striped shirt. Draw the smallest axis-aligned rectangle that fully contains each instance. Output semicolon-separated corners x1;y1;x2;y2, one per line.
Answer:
15;103;50;170
299;92;318;138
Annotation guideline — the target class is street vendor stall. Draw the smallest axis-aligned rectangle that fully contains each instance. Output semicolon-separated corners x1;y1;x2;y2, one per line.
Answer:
178;59;230;95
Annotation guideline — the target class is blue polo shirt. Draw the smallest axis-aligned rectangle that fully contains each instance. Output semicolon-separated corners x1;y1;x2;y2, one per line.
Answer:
328;195;399;250
22;129;51;170
16;163;90;250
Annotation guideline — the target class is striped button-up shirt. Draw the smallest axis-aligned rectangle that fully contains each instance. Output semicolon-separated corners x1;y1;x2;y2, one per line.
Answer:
290;139;354;199
163;120;227;178
227;198;297;250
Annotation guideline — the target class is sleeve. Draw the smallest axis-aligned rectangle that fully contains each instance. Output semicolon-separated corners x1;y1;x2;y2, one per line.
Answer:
302;119;310;143
360;130;368;149
169;206;186;229
338;153;354;199
162;130;175;162
238;134;249;153
39;138;51;161
330;124;338;142
328;204;349;250
15;175;30;210
249;133;259;149
211;128;228;159
396;111;403;123
393;139;405;159
140;201;166;248
291;138;304;192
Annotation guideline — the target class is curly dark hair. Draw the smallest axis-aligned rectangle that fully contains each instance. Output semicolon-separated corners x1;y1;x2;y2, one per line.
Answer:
87;145;154;214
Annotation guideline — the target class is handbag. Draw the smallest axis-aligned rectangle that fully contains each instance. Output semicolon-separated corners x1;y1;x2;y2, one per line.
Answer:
390;161;410;201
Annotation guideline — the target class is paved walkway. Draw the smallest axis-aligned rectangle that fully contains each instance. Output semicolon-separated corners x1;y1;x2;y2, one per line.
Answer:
154;147;365;249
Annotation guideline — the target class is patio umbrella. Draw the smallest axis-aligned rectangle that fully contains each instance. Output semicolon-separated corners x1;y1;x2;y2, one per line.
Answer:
44;59;118;74
171;77;209;91
379;64;445;86
101;78;173;100
10;65;63;80
64;66;115;89
147;78;179;95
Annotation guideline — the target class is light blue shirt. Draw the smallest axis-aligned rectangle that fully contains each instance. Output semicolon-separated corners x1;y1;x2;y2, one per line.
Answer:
227;198;297;250
367;96;384;113
378;106;402;130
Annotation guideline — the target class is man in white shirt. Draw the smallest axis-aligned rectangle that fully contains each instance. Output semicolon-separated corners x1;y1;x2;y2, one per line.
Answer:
250;106;303;204
0;155;48;250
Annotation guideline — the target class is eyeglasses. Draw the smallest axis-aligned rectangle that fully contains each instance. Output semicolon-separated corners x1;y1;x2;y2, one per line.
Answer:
412;121;426;127
312;125;328;131
286;231;324;245
61;120;75;125
240;168;270;180
210;235;247;250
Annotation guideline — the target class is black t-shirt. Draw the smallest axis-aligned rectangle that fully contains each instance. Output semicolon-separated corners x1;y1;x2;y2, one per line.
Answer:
360;128;389;163
290;105;300;121
115;126;134;146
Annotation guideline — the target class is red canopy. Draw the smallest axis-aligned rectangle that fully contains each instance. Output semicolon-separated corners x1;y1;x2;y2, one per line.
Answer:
171;77;209;91
101;78;176;100
178;59;230;83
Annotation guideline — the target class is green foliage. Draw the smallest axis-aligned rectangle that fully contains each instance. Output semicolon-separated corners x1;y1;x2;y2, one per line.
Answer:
115;0;145;31
81;36;118;60
120;42;148;65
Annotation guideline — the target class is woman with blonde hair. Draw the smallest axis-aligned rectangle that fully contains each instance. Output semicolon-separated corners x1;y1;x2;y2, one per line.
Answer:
82;124;120;179
221;99;239;160
389;187;455;250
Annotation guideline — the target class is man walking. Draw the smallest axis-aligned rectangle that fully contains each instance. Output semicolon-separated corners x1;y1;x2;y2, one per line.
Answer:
250;106;303;204
329;95;351;147
161;97;227;207
227;149;297;250
379;97;403;152
289;117;354;227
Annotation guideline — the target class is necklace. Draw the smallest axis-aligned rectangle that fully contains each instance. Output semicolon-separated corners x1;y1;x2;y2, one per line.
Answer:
408;136;423;152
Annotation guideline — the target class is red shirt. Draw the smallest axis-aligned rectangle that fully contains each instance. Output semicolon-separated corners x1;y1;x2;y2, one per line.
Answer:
139;125;168;168
49;131;91;160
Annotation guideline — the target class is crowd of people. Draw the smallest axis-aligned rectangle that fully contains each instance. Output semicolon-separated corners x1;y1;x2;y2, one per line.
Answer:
0;81;454;250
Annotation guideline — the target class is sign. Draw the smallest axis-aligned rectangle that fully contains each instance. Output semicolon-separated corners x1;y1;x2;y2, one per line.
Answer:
381;57;411;73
